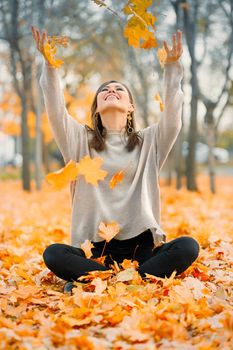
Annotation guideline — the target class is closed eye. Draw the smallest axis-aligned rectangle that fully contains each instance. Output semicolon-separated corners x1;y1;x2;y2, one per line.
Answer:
102;87;124;91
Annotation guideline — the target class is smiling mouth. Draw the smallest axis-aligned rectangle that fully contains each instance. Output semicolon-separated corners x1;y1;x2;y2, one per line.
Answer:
105;95;119;100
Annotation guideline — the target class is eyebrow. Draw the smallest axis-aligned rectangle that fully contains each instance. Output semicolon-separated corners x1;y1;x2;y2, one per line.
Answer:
102;84;125;89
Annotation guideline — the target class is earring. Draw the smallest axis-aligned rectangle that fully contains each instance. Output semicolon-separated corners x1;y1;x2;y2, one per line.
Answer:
127;111;134;133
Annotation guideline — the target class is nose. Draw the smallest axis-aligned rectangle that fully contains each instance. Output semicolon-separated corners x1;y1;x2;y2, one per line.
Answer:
108;87;116;93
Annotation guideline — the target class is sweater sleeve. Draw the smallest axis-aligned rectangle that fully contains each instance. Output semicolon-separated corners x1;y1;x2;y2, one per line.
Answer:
39;59;86;164
154;59;184;172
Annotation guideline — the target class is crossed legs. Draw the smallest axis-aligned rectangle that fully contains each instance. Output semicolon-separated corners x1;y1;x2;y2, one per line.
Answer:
43;236;200;282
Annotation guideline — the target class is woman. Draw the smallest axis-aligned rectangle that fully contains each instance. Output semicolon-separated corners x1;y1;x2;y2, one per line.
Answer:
31;26;200;294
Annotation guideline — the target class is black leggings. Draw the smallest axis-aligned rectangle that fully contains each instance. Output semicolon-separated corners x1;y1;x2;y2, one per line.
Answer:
43;229;200;282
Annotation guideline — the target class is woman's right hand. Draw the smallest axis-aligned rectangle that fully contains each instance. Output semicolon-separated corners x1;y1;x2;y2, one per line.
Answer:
31;25;52;66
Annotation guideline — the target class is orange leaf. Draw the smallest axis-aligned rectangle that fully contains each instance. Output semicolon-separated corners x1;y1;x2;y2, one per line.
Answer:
43;40;64;69
45;159;79;189
91;277;107;294
124;25;141;48
140;34;158;49
98;221;121;242
123;1;157;49
109;170;125;189
77;155;108;186
121;259;139;270
80;240;94;258
91;256;107;266
154;93;164;112
12;285;40;300
47;35;69;48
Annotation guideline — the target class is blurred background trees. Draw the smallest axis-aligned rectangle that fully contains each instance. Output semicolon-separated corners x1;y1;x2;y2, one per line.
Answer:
0;0;232;193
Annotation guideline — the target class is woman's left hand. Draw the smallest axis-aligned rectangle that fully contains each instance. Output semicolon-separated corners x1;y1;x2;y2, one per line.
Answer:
163;30;183;64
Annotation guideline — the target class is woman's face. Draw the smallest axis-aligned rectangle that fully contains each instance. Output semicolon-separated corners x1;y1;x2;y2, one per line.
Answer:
96;82;134;115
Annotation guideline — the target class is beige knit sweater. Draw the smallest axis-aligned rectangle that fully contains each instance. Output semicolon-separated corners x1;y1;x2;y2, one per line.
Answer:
39;59;184;249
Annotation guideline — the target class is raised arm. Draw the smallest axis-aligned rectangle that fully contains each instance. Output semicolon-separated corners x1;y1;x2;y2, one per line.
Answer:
31;26;85;164
39;59;85;163
155;30;184;171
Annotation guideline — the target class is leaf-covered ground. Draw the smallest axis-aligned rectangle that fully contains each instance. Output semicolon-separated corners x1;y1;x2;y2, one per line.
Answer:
0;175;232;349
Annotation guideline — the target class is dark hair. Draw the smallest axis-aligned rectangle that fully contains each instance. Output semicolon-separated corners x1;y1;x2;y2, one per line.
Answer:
85;80;143;152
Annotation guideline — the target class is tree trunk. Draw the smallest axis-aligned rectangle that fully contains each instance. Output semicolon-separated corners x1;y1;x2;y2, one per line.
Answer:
170;0;184;190
42;134;51;174
20;94;31;190
204;108;217;194
32;60;43;190
175;109;184;189
186;75;198;191
207;124;216;193
34;0;46;190
182;0;199;191
35;91;43;190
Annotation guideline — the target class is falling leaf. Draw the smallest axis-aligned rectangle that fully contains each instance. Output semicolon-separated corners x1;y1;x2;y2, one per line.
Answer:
45;159;79;189
109;170;125;189
140;33;158;49
77;155;108;186
47;35;69;48
98;221;121;242
154;93;164;112
42;41;64;68
91;0;106;7
123;0;157;49
80;240;95;258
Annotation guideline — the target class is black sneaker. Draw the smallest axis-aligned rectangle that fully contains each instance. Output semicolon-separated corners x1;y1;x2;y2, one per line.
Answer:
63;281;75;294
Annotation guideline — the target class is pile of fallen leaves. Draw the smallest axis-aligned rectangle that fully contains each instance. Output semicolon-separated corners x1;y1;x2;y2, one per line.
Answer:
0;175;232;349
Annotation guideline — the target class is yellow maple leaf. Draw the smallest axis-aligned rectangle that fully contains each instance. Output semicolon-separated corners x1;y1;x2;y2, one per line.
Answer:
124;25;142;48
47;35;69;48
77;155;108;186
109;170;125;189
121;259;139;270
98;221;121;242
123;0;154;17
154;93;164;112
43;40;64;69
80;240;94;258
45;160;79;189
140;35;157;49
123;0;157;49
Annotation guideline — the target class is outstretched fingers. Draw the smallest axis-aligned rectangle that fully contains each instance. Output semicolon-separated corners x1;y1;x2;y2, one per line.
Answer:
163;40;170;54
32;26;49;53
163;30;183;59
177;30;183;55
172;33;177;56
31;26;36;42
